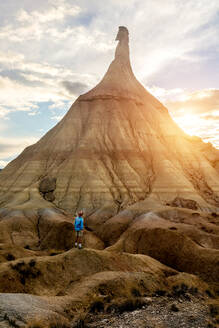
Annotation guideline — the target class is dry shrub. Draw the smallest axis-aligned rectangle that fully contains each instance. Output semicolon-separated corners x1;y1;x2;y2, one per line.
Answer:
71;309;90;328
106;296;147;314
27;317;70;328
6;253;15;261
10;260;41;285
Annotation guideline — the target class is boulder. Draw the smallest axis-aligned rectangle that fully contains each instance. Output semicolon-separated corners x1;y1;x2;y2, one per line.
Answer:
170;197;198;210
39;178;56;194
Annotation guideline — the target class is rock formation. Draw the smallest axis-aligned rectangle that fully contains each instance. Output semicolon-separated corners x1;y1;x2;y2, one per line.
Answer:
0;27;219;216
0;27;218;327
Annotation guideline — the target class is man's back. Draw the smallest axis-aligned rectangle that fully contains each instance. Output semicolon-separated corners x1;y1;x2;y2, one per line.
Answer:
74;216;83;231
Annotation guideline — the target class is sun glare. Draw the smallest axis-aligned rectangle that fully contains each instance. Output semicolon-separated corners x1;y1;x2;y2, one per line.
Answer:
172;113;212;138
175;114;200;131
171;109;219;149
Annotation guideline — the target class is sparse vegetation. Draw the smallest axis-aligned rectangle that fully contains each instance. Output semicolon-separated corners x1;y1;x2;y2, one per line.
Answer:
207;323;216;328
209;304;219;317
29;259;36;267
27;318;71;328
131;287;141;297
171;283;197;299
73;310;90;328
10;260;41;285
154;289;166;296
89;300;104;313
170;303;179;312
105;297;147;314
3;313;20;328
11;260;25;271
205;289;214;298
98;283;112;296
6;253;15;261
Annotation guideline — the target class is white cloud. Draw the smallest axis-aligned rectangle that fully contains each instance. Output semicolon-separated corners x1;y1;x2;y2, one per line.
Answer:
0;76;40;115
49;100;71;110
0;160;8;168
28;112;38;116
0;106;12;119
148;86;186;102
0;47;95;119
0;136;39;161
51;114;65;121
0;1;218;94
0;0;81;42
17;1;80;24
0;52;25;65
0;120;8;132
166;89;219;116
0;51;71;76
0;74;72;119
1;0;218;77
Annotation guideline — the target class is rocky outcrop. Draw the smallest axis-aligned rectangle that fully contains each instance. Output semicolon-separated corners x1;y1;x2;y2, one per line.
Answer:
169;197;198;210
0;248;176;295
0;293;69;327
39;177;56;202
111;226;219;282
0;249;211;327
0;208;104;251
106;209;219;282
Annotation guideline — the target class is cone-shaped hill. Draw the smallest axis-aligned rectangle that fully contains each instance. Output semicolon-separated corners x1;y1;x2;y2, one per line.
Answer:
0;27;219;327
0;26;219;216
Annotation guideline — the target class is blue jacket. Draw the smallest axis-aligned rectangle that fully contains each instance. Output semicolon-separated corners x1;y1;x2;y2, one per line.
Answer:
74;216;83;231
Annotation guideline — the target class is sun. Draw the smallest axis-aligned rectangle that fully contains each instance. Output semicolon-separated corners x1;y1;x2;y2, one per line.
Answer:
172;113;207;137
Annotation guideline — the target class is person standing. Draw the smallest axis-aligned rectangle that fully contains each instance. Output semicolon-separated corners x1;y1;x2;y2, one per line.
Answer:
74;211;84;249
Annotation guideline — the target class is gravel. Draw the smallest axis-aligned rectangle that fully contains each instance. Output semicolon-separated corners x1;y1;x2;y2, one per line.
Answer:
86;295;212;328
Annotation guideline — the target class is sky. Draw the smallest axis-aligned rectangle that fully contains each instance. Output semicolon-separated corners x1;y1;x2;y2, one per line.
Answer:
0;0;219;168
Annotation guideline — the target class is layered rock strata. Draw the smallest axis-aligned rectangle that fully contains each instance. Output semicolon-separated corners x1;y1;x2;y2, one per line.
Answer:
0;27;219;216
